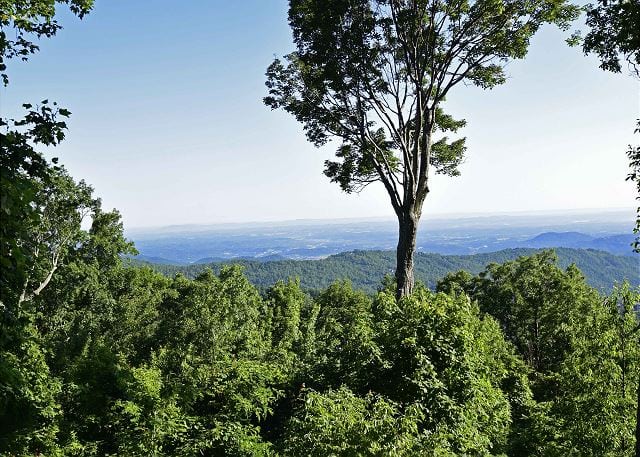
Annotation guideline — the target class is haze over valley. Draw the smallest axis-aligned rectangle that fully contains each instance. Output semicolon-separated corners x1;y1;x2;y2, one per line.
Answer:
128;208;638;264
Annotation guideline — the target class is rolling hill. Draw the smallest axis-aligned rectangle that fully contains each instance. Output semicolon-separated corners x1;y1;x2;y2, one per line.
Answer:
133;248;639;294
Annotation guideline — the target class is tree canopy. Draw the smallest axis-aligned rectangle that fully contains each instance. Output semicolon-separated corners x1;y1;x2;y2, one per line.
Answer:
582;0;640;77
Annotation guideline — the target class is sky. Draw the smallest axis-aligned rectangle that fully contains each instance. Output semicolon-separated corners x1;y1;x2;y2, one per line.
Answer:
2;0;639;228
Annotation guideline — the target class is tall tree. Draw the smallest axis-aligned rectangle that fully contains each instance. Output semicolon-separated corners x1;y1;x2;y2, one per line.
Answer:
581;0;639;249
628;122;640;252
265;0;578;298
0;102;100;310
582;6;640;451
1;0;95;306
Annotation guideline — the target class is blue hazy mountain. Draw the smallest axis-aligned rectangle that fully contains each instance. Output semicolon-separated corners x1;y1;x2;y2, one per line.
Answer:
523;232;595;247
589;234;638;255
133;255;180;265
519;232;636;255
126;209;638;264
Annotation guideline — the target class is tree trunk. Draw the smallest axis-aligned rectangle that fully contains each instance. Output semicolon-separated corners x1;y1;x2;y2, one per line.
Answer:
395;212;418;300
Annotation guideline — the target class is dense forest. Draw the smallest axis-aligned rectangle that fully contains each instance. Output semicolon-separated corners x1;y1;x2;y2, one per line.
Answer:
2;203;640;454
138;247;639;294
2;0;640;456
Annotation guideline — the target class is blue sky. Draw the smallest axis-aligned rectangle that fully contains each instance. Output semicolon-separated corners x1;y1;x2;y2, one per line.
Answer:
2;0;638;228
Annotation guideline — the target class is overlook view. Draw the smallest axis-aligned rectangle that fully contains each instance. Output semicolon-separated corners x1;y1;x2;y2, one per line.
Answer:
129;209;636;263
1;1;639;456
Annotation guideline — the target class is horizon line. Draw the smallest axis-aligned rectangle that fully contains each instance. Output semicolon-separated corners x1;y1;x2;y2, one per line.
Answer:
124;206;635;233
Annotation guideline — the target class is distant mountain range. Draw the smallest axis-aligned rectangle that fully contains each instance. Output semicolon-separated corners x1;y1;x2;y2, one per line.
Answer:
131;230;637;265
519;232;635;256
127;210;637;264
133;248;638;294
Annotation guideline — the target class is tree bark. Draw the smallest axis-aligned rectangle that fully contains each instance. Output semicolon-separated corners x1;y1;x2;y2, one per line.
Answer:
395;212;418;300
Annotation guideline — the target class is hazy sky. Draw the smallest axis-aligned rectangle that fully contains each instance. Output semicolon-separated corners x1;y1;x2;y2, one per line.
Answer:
2;0;639;228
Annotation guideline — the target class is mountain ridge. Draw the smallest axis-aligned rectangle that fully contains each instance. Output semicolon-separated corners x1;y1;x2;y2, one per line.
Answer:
132;247;639;294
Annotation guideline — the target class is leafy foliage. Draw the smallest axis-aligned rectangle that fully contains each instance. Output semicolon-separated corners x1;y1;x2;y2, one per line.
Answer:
266;0;578;198
627;121;640;252
0;0;93;85
439;252;640;456
0;102;73;309
5;194;637;455
582;0;640;77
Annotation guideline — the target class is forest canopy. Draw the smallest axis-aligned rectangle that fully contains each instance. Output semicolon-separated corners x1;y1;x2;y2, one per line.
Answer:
138;247;639;295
